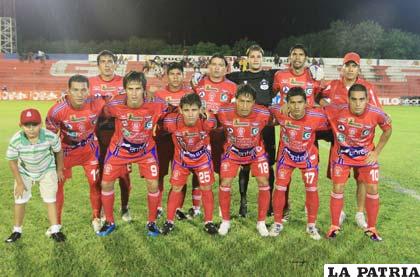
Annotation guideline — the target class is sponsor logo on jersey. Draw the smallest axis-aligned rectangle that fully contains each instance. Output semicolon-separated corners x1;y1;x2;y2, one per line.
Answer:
233;119;249;127
101;84;117;92
362;129;370;137
337;133;346;143
348;118;363;128
283;86;290;93
220;93;228;102
128;114;143;121
349;128;357;136
251;127;259;136
198;91;206;98
70;115;87;122
144;120;153;130
282;133;289;143
290;78;306;86
260;79;269;90
289;130;297;139
303;131;311;140
227;127;234;134
338;124;345;131
285;120;300;130
238;127;245;137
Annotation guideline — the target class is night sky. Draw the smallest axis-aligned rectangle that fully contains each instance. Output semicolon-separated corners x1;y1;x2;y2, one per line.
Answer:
13;0;420;49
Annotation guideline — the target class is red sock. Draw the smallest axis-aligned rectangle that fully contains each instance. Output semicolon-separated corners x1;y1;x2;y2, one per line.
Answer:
273;185;287;223
147;191;160;222
118;173;131;209
56;181;65;224
192;187;201;208
258;185;270;221
305;186;319;224
89;179;102;219
218;186;231;221
101;190;115;224
365;193;379;228
166;189;183;222
201;189;214;222
330;192;344;227
157;179;164;209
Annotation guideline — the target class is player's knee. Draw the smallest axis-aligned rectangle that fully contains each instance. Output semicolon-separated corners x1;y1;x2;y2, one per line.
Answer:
365;183;378;194
101;181;114;191
256;176;269;186
146;179;159;192
332;183;345;194
172;185;184;192
200;185;212;191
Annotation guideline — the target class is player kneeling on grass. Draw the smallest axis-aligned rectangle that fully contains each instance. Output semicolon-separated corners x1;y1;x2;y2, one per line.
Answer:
5;109;66;243
217;84;272;237
160;93;218;235
269;87;328;240
97;71;168;237
324;84;392;241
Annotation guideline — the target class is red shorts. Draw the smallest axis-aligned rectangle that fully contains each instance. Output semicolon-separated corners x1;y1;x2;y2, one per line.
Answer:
170;160;215;187
331;163;379;185
210;129;225;174
220;156;269;179
155;133;174;178
102;150;159;182
63;144;100;184
276;164;318;187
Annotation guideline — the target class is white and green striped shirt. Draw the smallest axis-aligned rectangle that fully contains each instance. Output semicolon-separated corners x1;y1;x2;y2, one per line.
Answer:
6;128;61;180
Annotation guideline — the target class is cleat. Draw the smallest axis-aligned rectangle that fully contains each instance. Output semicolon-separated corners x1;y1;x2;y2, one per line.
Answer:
204;222;218;235
269;223;283;237
5;232;21;243
50;231;66;242
157;207;164;219
161;221;174;235
121;209;132;222
256;221;269;237
146;222;161;237
175;209;188;221
187;207;201;219
306;225;321;240
364;228;383;242
96;222;116;237
326;226;341;239
339;211;346;226
239;199;247;217
282;208;291;223
355;212;368;229
218;221;231;236
92;218;102;232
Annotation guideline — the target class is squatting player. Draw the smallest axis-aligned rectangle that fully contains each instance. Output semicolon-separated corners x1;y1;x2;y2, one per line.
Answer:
325;84;392;241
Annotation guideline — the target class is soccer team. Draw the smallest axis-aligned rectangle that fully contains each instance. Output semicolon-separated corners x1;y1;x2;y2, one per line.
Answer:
5;45;392;243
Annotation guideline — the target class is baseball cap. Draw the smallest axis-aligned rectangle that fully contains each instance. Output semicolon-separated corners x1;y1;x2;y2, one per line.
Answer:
343;52;360;65
20;108;42;125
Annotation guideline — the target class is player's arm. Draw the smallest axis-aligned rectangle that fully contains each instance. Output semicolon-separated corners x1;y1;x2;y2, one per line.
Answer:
8;159;25;198
366;114;392;165
202;109;217;130
45;108;61;134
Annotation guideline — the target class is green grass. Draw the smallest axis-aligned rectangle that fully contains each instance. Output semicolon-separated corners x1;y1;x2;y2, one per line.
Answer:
0;102;419;276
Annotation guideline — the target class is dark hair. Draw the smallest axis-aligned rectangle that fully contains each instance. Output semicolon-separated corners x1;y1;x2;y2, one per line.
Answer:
348;84;368;98
286;87;307;102
289;44;308;56
236;84;256;100
97;50;117;65
68;74;89;89
167;62;184;74
180;93;202;109
123;71;147;90
209;53;228;67
246;44;264;56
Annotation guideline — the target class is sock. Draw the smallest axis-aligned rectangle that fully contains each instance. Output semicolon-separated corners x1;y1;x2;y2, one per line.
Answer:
13;226;22;233
365;193;380;229
273;185;287;223
56;180;65;224
305;186;319;224
257;185;270;221
192;187;202;208
50;224;61;234
101;190;115;224
89;179;102;219
201;189;214;222
147;191;160;222
330;192;344;227
218;186;231;221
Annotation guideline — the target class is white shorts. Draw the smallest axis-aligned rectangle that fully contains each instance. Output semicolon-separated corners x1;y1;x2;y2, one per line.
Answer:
14;170;58;204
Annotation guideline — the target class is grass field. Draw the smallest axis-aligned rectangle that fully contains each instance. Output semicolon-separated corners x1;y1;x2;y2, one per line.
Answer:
0;102;419;276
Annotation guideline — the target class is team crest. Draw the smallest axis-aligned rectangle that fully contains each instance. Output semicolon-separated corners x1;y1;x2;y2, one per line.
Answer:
144;120;153;130
220;93;228;102
251;127;259;136
260;79;269;90
362;129;370;137
238;127;245;137
302;131;311;140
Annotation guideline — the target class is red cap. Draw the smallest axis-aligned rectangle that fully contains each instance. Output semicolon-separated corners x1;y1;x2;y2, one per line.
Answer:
343;52;360;65
20;108;42;125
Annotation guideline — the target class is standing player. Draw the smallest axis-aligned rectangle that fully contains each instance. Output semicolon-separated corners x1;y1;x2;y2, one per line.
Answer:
269;87;328;240
5;109;66;243
160;93;218;235
46;75;104;232
192;53;237;215
273;44;323;221
89;50;132;222
325;84;392;241
319;52;382;229
97;71;168;237
153;62;192;218
217;84;271;236
227;45;277;217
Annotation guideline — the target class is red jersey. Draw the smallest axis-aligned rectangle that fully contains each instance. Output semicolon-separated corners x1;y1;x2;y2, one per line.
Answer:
325;104;392;166
321;78;382;108
163;113;217;168
217;103;270;164
193;76;236;114
105;96;168;164
89;75;124;100
46;97;105;152
273;68;321;107
154;86;193;107
270;106;328;168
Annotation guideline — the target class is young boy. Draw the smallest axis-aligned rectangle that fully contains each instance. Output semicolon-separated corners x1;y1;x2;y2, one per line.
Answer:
5;108;66;243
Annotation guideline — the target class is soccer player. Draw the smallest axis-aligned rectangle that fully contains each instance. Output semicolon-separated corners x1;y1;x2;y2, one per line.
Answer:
153;62;193;219
227;44;277;217
269;87;328;240
272;44;323;221
160;93;218;235
192;53;237;215
217;84;271;236
5;109;66;243
46;75;104;232
97;71;168;237
89;50;132;222
318;52;382;229
325;84;392;241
